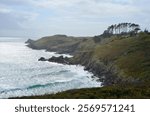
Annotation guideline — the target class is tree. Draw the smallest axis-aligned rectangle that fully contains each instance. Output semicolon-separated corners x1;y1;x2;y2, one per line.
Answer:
114;24;117;34
101;23;141;37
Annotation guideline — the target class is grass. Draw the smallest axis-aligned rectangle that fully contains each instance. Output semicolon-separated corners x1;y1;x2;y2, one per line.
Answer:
32;35;93;54
91;33;150;82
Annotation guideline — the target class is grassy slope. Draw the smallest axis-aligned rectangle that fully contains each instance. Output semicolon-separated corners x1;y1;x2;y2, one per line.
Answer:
29;35;93;54
72;33;150;84
94;33;150;82
23;33;150;99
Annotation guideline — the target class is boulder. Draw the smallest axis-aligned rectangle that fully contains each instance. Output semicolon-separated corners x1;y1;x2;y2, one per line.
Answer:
38;57;47;61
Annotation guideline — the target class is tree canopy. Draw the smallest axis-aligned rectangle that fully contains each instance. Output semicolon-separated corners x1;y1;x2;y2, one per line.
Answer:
103;23;141;36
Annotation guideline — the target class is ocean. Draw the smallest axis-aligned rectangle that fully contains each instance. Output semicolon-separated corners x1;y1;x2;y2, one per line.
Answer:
0;37;101;98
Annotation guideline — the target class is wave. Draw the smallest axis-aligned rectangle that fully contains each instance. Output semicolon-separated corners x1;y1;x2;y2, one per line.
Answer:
0;80;73;94
0;80;82;98
26;80;71;90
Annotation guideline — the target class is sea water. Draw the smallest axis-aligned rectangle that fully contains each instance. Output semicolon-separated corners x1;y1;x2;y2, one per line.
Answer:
0;37;101;98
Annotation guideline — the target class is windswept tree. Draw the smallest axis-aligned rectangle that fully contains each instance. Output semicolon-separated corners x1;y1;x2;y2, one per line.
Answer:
103;23;141;36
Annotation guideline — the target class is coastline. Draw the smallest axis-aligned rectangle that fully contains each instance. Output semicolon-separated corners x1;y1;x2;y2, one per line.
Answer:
12;33;150;99
38;55;117;86
25;35;117;86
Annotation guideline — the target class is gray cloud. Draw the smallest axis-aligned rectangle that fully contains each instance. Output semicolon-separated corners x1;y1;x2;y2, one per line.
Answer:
0;0;149;37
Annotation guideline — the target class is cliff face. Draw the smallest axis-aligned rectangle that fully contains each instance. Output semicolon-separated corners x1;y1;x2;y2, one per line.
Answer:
27;33;150;86
71;52;118;86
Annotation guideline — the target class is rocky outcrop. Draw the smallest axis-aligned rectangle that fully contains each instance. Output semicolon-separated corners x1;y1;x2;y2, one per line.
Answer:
70;53;120;86
84;62;120;86
34;51;119;86
38;57;47;61
25;39;40;49
38;53;119;86
25;39;34;44
48;56;70;64
38;56;70;65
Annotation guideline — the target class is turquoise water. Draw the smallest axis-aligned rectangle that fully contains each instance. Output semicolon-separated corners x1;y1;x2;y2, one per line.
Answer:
0;37;101;98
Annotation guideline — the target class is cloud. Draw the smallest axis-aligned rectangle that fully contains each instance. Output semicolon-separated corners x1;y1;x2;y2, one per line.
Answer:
0;8;38;28
0;0;149;37
0;8;12;13
28;0;140;21
0;4;38;38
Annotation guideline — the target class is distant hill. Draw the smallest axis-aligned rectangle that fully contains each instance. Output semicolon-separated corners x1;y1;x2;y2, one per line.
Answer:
26;34;94;55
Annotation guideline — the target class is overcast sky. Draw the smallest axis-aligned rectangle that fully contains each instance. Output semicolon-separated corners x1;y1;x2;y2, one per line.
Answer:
0;0;149;38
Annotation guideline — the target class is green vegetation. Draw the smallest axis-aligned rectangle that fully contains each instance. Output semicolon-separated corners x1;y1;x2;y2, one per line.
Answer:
93;32;150;82
93;23;141;42
27;34;93;55
71;32;150;85
104;23;140;35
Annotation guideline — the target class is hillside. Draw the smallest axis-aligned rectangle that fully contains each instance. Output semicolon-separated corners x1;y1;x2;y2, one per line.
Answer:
26;32;150;98
26;34;94;55
71;33;150;86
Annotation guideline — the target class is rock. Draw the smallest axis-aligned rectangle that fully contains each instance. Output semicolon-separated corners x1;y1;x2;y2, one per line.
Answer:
38;56;70;64
25;39;34;44
48;56;70;64
38;57;47;61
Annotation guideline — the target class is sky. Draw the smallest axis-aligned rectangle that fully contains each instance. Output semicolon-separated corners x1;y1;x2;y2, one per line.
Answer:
0;0;149;38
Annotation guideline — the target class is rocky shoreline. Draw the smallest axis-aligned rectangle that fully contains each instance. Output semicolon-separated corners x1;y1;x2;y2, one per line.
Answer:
38;56;71;65
38;55;118;86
